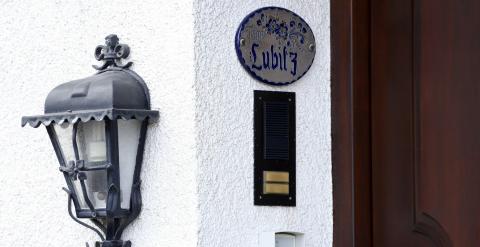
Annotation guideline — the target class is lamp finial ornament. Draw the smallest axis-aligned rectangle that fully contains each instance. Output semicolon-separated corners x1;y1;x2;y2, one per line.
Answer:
93;34;133;70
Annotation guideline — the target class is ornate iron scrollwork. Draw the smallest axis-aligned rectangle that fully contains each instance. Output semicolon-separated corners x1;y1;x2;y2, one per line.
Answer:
93;34;133;70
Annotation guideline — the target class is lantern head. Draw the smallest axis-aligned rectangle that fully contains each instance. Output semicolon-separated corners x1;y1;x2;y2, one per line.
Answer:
21;34;159;247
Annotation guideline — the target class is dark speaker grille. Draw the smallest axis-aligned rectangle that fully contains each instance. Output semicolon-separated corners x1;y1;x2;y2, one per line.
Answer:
264;102;289;160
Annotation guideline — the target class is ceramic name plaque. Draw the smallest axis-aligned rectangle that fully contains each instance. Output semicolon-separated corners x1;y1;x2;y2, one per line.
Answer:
235;7;316;86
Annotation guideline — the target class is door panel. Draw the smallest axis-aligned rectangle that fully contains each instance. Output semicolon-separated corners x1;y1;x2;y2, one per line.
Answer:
371;0;480;246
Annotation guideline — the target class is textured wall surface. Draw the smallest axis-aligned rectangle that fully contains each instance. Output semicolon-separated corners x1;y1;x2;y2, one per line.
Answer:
0;1;198;246
193;0;332;246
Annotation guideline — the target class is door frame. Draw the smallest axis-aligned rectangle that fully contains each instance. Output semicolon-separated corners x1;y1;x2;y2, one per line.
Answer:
331;0;372;246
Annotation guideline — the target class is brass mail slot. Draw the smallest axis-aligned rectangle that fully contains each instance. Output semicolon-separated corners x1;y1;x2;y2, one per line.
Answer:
264;171;289;183
264;183;290;195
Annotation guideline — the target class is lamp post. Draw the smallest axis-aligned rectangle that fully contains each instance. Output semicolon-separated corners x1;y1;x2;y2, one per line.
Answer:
22;34;159;247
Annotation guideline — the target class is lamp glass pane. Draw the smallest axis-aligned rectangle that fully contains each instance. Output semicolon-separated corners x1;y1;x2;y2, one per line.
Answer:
76;121;108;209
54;123;75;162
54;123;88;209
117;119;141;209
77;121;107;162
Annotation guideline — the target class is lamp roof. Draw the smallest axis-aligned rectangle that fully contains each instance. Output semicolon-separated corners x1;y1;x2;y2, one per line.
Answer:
21;68;158;128
21;34;159;128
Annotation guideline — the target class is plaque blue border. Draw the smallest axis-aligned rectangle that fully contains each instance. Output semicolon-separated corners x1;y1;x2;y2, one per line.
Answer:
235;6;316;86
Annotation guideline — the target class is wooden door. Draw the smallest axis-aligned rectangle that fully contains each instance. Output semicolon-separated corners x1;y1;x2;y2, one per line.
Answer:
332;0;480;246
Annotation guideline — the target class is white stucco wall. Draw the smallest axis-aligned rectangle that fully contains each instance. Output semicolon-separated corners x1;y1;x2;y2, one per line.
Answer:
193;1;331;247
0;1;197;247
0;0;331;247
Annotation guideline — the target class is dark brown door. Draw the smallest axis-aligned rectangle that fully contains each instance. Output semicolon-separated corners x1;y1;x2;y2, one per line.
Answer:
371;0;480;246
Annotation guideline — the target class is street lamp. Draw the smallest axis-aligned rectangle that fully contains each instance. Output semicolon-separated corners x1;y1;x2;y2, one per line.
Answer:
22;34;159;247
